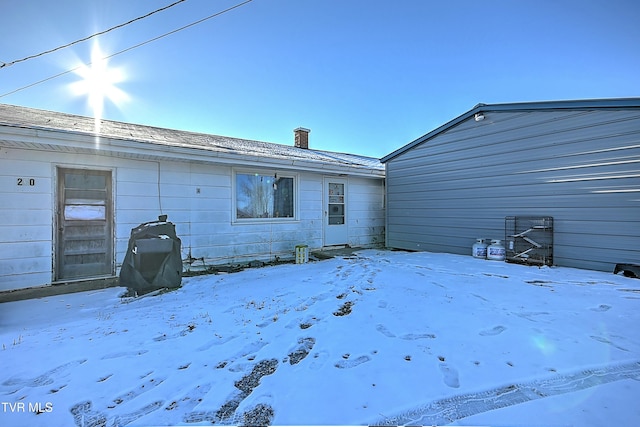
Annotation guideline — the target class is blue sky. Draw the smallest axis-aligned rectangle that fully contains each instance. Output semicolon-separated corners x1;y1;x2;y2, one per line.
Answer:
1;0;639;158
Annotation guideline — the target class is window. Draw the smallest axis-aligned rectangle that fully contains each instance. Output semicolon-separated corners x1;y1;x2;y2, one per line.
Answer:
235;172;295;220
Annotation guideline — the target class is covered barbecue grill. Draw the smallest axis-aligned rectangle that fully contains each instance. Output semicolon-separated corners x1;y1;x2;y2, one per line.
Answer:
119;215;182;294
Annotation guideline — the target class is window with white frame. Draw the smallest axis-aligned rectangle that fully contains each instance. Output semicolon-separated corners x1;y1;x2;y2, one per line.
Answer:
235;171;295;220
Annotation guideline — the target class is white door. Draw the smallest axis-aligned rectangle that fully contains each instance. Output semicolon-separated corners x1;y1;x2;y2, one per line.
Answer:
324;178;348;246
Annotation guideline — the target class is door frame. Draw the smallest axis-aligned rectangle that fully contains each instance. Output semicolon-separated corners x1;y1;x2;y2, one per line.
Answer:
54;166;116;282
323;177;348;247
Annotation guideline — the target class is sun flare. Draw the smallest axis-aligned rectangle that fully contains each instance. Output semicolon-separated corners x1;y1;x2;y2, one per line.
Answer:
70;42;129;133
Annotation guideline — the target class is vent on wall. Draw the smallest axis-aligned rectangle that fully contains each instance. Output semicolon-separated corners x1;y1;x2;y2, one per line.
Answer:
505;216;553;266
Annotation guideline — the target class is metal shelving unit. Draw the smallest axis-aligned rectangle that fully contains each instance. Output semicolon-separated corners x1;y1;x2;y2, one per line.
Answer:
505;216;553;266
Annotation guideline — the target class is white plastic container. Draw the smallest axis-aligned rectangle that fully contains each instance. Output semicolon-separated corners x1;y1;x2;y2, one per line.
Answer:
295;244;309;264
487;239;506;261
472;239;488;258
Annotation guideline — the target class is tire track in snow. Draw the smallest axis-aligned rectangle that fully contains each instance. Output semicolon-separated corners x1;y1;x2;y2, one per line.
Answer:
590;335;629;352
371;360;640;426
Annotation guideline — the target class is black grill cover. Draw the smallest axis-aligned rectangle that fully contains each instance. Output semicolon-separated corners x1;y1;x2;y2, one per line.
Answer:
119;215;182;294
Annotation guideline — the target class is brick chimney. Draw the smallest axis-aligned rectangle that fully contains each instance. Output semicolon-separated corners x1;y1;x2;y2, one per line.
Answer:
294;127;310;149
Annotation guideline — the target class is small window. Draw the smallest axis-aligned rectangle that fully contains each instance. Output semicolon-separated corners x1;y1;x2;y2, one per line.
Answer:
235;172;295;220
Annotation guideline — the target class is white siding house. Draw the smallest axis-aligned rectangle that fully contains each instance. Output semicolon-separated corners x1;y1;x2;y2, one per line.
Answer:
382;98;640;272
0;104;384;291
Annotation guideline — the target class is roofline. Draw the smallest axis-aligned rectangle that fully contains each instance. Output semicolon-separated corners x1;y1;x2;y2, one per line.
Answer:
380;97;640;163
0;103;384;176
0;123;385;177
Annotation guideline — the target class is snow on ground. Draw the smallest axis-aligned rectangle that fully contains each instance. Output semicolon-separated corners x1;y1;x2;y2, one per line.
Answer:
1;250;639;427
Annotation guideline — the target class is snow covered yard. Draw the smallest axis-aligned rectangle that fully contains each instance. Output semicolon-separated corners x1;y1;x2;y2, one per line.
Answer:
1;250;639;427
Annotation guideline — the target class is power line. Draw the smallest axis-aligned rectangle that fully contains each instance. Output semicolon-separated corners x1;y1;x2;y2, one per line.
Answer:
0;0;254;99
0;0;187;69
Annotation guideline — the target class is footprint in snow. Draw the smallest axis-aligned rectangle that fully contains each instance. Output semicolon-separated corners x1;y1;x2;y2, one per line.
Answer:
195;334;239;351
439;363;460;388
376;324;396;338
479;325;507;336
152;324;196;342
101;349;148;360
591;304;611;312
228;362;254;373
232;340;268;361
162;383;213;424
3;359;87;388
299;315;319;330
335;355;371;369
70;401;106;427
223;303;245;314
186;363;275;424
107;375;166;409
97;374;112;383
287;337;316;365
243;403;275;426
285;315;319;330
48;384;67;394
400;332;436;340
308;351;330;370
71;399;163;427
256;320;273;328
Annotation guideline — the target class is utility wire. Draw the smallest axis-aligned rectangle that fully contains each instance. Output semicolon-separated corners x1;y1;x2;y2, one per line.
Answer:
0;0;187;69
0;0;254;98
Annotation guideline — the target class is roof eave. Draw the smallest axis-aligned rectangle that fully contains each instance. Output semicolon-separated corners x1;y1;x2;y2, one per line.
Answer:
381;97;640;163
0;125;384;178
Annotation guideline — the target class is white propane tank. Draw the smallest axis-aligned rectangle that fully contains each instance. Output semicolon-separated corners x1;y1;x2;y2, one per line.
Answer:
487;240;506;261
472;239;488;258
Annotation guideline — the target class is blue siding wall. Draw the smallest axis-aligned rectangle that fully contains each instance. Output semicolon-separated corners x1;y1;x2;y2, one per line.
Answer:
386;109;640;271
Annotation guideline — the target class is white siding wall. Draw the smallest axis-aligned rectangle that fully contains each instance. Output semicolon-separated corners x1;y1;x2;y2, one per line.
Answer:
0;147;53;290
386;109;640;272
0;146;384;290
181;168;324;267
347;177;385;247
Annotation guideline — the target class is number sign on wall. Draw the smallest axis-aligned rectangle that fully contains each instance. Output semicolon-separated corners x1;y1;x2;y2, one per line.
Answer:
17;178;36;186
